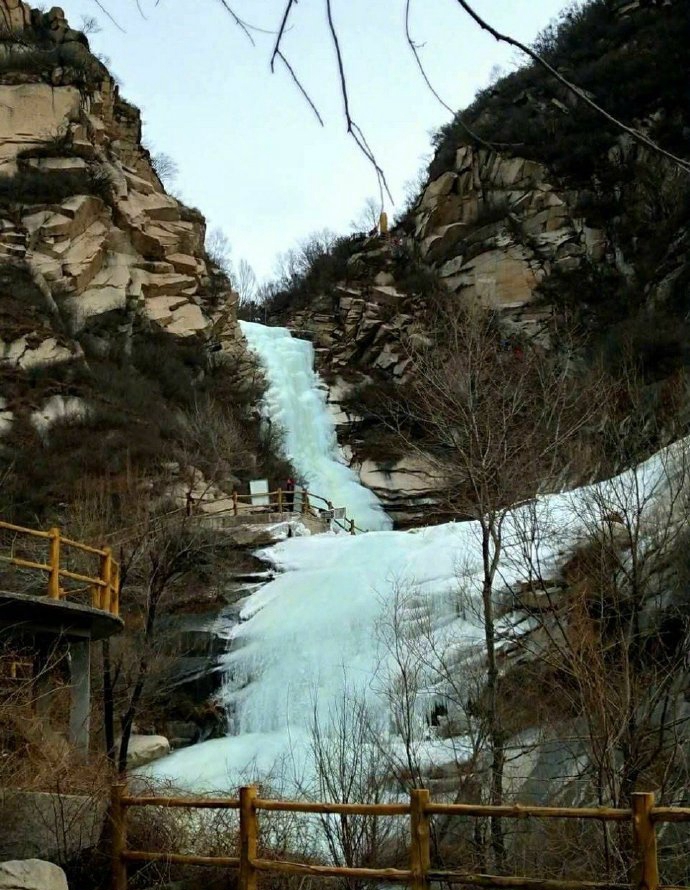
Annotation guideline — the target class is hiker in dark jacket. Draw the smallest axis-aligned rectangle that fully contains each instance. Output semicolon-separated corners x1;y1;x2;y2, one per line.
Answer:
285;477;295;512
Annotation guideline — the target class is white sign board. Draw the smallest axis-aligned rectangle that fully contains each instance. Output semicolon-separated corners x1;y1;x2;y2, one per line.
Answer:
333;507;347;520
250;479;270;507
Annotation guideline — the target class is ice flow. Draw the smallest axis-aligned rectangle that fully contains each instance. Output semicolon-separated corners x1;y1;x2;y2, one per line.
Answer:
240;321;391;531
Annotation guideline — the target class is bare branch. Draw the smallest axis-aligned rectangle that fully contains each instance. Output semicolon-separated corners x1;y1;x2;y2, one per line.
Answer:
405;0;494;152
92;0;126;33
325;0;393;205
215;0;256;45
270;0;298;72
276;50;325;126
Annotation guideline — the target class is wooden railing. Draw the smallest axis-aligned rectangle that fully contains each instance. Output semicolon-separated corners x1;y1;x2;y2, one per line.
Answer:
199;488;364;535
0;519;120;616
111;785;690;890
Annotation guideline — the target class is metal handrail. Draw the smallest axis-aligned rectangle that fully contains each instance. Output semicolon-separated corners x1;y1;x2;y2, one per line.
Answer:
0;519;120;616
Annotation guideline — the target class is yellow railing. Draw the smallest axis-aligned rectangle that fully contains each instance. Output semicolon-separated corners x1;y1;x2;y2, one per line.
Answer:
0;519;120;616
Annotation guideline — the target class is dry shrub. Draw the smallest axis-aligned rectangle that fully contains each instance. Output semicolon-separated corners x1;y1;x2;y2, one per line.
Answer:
122;776;332;890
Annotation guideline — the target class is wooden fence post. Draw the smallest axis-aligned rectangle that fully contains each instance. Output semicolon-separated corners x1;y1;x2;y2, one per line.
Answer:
97;547;113;611
410;788;431;890
632;792;659;890
233;491;239;516
277;488;283;513
239;785;259;890
111;562;120;617
350;519;356;535
48;527;60;599
302;491;309;514
111;782;127;890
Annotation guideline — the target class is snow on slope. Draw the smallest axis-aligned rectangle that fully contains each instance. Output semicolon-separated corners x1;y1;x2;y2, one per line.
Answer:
240;321;391;531
142;429;686;793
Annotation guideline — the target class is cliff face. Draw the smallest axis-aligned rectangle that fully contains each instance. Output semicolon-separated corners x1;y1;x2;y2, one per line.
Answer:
0;2;253;519
275;0;690;526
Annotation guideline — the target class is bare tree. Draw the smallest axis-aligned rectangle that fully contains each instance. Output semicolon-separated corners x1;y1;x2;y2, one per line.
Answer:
205;226;233;278
304;684;401;889
112;514;221;774
235;258;257;305
351;197;380;234
389;301;605;868
150;151;179;187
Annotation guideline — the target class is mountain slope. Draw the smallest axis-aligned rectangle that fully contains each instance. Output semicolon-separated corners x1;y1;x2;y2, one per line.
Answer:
0;2;261;520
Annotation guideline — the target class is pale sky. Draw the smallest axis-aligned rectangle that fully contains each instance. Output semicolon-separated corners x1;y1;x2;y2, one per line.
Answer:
59;0;572;279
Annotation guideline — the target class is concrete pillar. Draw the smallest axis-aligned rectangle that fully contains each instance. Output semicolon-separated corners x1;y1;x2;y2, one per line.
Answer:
68;639;91;758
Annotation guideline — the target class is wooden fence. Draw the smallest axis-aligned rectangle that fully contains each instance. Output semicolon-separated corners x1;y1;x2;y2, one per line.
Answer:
111;785;690;890
194;488;364;535
0;519;120;616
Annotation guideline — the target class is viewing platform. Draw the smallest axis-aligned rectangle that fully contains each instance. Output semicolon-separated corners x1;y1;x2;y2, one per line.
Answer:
0;519;124;755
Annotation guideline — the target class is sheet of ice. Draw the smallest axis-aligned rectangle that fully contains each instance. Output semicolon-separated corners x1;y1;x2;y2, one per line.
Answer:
142;432;688;793
240;321;391;531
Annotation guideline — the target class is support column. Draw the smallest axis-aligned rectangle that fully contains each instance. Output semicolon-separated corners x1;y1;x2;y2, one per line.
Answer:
69;639;91;758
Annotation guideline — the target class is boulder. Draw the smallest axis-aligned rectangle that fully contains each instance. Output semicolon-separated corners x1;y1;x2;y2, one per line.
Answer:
0;860;67;890
125;734;170;769
0;0;32;32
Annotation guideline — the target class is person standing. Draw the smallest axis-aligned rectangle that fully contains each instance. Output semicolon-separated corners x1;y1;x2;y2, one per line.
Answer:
285;477;295;512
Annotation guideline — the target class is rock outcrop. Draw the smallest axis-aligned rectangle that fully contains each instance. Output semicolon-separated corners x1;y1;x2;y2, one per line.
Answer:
0;1;255;519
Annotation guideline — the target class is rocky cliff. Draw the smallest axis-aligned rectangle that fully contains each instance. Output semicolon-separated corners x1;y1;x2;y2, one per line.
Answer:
0;2;259;519
269;0;690;526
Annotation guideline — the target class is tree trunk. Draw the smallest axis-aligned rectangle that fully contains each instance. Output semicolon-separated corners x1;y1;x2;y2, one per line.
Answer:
480;520;506;872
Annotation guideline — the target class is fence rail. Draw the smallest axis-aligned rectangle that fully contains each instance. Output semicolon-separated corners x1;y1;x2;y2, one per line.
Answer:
111;785;690;890
192;487;365;535
0;519;120;616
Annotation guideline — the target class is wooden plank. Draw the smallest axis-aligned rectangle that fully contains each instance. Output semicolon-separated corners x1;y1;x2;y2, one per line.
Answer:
410;787;431;890
632;792;659;890
256;798;409;816
123;795;240;809
252;857;411;881
428;872;629;890
425;803;630;821
239;785;258;890
122;850;239;867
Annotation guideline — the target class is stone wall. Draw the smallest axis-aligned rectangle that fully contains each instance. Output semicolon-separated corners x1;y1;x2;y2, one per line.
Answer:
0;789;106;862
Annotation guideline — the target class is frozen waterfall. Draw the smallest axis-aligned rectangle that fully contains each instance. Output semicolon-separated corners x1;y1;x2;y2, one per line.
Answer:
239;321;391;532
139;321;687;796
